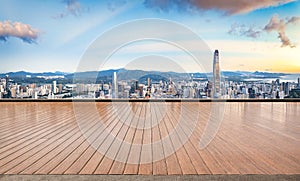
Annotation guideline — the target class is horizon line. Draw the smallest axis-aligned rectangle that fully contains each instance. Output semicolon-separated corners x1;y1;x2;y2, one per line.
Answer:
1;68;300;75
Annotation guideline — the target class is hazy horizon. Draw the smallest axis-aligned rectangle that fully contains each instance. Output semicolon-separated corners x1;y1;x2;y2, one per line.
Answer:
1;67;300;75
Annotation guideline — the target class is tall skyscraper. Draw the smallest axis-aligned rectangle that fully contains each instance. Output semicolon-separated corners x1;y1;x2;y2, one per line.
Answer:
298;77;300;88
113;72;118;98
213;50;221;98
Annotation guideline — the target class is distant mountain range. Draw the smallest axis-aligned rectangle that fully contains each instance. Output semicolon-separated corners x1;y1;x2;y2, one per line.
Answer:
0;69;292;84
0;71;69;78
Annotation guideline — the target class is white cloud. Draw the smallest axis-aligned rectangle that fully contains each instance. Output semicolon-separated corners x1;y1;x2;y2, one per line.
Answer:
0;21;39;43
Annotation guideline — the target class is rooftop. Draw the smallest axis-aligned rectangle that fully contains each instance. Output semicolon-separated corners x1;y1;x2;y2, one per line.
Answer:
0;101;299;175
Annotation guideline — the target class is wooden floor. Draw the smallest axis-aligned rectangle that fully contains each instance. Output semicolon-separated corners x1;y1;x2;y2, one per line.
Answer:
0;102;299;175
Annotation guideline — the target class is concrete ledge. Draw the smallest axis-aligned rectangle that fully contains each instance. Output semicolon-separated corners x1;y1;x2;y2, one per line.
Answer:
0;175;299;181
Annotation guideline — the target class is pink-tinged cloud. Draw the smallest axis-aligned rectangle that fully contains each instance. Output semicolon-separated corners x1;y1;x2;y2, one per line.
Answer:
264;15;300;48
0;21;39;44
143;0;295;15
287;16;300;24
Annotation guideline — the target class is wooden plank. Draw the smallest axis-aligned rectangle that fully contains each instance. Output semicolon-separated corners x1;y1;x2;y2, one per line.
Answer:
0;117;77;173
0;103;71;139
0;102;299;175
152;103;168;175
108;103;140;174
167;102;211;174
138;103;153;175
218;103;300;174
20;104;111;174
80;103;132;174
1;107;101;174
34;103;116;174
89;103;131;174
158;106;182;175
64;103;130;174
163;105;196;175
123;102;144;174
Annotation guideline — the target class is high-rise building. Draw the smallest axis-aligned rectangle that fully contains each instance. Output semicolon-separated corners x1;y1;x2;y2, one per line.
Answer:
5;75;9;92
130;80;138;94
147;77;151;96
3;75;11;98
283;82;289;96
147;77;151;87
10;87;16;98
58;84;63;93
206;81;212;97
213;50;221;98
53;80;57;94
248;88;256;98
113;72;118;98
138;84;144;97
298;77;300;88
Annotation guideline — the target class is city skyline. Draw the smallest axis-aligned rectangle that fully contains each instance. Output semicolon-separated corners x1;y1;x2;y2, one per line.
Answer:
1;48;300;100
0;1;300;73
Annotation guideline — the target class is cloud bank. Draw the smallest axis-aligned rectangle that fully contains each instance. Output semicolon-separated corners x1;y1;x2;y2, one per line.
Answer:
0;21;39;43
229;15;300;48
143;0;295;15
264;15;300;48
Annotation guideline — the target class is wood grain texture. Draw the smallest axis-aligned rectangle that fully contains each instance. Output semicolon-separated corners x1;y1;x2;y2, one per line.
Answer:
0;102;299;175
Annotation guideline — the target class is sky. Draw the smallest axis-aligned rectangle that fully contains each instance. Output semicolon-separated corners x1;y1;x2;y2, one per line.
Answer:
0;0;300;73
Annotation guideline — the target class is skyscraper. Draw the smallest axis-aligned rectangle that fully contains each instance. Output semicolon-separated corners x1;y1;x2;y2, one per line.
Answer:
53;80;57;94
113;72;118;98
10;87;16;98
298;77;300;88
3;75;11;98
206;81;212;97
213;50;221;98
58;84;63;93
5;75;9;92
283;82;290;96
147;77;151;87
146;77;151;96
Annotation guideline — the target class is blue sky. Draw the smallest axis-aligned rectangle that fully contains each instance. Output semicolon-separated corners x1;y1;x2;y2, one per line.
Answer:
0;0;299;73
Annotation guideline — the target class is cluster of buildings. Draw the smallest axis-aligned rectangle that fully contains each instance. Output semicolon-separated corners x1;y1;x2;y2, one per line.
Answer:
1;50;300;99
0;78;71;99
222;78;300;99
